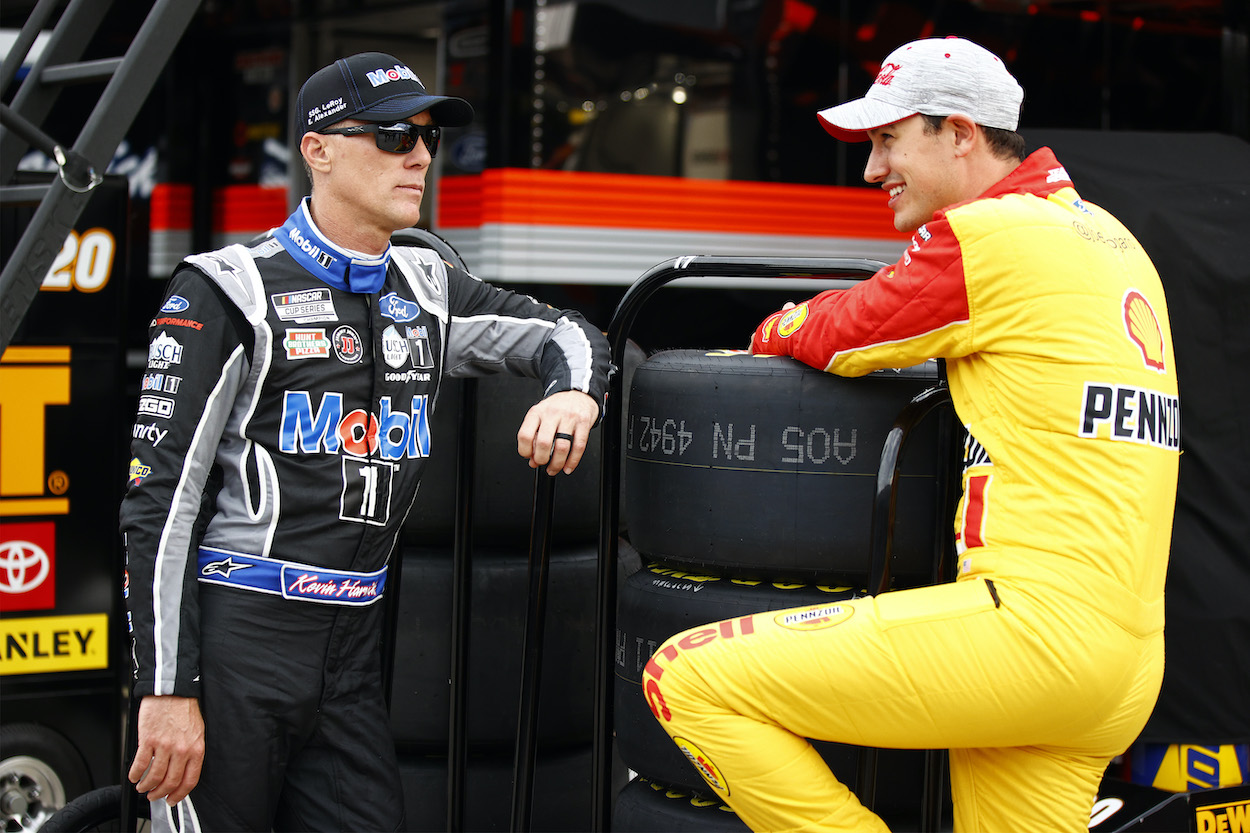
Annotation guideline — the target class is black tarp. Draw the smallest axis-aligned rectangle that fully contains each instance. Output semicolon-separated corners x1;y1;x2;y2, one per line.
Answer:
1027;131;1250;744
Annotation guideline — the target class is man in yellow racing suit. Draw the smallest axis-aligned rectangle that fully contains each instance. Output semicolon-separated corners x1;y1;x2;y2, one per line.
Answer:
641;36;1179;832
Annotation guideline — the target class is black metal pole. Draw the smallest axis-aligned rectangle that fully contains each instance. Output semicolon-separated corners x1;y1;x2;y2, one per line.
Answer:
447;379;478;832
511;468;556;832
380;547;404;714
121;694;140;830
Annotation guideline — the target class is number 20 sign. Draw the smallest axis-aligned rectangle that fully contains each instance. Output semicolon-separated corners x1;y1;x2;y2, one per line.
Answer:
42;228;116;293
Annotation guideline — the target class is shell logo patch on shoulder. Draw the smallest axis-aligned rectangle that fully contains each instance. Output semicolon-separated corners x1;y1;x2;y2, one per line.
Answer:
1123;290;1166;372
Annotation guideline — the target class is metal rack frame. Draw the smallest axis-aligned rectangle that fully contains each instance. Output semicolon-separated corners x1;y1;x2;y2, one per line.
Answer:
591;255;960;831
0;0;202;352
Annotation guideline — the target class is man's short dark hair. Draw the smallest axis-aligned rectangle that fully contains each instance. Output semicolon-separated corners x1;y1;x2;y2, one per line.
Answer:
921;114;1026;162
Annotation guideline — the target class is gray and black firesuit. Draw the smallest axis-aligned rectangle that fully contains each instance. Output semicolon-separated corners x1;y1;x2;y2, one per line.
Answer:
119;198;610;830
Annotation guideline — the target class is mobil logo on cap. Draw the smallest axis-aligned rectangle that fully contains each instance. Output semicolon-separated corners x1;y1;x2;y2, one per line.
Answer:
366;64;419;88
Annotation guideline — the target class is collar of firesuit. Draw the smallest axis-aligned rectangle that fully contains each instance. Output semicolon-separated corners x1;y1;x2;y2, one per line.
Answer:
275;197;391;293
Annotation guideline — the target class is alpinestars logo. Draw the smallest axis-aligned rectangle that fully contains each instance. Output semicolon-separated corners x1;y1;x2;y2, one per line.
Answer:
201;557;253;578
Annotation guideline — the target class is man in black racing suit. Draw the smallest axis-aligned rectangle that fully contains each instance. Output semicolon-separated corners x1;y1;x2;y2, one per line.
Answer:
119;52;610;832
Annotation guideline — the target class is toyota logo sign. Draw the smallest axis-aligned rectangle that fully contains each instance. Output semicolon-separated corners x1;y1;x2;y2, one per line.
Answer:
0;521;56;611
0;539;51;594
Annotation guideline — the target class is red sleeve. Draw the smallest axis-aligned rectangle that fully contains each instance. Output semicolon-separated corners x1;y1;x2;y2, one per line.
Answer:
751;216;972;375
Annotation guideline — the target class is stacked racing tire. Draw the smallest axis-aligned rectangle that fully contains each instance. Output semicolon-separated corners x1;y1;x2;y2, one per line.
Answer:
613;349;945;831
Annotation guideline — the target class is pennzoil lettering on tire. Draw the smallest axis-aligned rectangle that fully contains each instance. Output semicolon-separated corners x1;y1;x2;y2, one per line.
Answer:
613;561;862;793
624;350;942;583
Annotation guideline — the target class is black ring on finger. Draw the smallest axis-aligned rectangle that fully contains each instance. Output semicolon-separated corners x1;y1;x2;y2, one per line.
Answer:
554;432;575;443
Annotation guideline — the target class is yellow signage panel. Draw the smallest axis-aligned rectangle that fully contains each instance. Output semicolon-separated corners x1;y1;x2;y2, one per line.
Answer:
1194;798;1250;833
0;613;108;675
0;345;72;517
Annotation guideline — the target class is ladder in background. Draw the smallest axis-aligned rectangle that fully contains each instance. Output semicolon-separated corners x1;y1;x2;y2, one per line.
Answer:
0;0;202;353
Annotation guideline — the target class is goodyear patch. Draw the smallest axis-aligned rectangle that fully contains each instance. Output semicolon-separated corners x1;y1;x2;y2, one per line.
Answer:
0;613;108;675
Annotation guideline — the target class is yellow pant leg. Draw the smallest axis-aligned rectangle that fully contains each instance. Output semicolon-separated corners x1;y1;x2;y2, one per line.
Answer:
950;746;1107;833
641;578;1162;833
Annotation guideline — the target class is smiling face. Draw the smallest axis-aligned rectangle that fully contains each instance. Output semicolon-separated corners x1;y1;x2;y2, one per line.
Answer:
863;114;968;233
302;111;434;254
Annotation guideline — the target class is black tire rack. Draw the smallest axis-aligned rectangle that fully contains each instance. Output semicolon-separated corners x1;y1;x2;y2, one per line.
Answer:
594;256;961;832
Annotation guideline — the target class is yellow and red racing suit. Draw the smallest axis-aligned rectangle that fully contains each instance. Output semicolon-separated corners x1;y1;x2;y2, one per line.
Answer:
642;148;1180;832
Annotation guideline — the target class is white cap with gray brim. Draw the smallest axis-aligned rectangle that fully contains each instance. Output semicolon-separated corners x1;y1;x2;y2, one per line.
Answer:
817;37;1023;142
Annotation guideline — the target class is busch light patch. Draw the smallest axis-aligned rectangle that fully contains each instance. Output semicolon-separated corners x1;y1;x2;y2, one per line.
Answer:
382;324;409;368
147;331;184;369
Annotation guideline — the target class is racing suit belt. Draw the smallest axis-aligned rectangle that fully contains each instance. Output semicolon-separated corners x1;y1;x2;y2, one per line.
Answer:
196;546;387;606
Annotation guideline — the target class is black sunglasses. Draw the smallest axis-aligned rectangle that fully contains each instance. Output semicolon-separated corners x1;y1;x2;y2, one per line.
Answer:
317;122;442;157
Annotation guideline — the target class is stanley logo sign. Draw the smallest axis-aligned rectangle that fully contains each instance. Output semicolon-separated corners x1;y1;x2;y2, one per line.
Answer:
0;613;108;675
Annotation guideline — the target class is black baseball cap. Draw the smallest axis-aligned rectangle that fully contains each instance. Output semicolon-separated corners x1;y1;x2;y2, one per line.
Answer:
297;51;474;133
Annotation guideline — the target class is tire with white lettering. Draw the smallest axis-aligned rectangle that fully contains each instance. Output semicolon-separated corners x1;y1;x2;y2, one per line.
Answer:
403;339;645;546
0;723;92;833
625;350;943;584
390;539;641;750
613;561;862;793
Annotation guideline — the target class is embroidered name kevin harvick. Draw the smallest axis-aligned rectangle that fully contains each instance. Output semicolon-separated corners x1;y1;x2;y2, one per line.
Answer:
1079;383;1179;450
285;572;381;603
